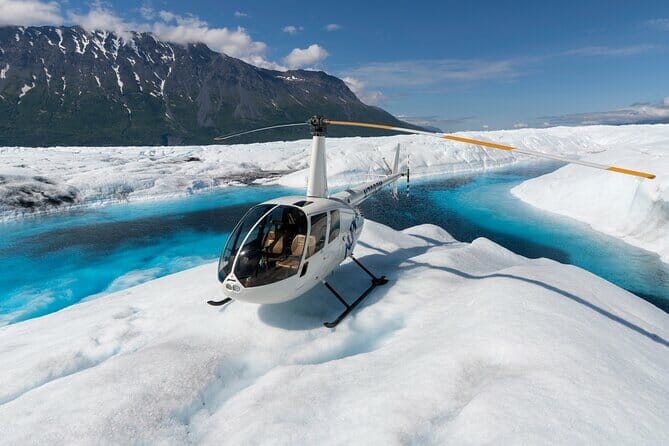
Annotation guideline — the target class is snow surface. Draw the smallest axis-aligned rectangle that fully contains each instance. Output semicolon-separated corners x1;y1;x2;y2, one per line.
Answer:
0;126;631;217
0;221;666;445
511;125;669;261
0;125;666;259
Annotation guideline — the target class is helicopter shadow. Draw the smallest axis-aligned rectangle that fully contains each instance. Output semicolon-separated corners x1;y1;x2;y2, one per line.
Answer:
259;238;669;348
257;240;441;330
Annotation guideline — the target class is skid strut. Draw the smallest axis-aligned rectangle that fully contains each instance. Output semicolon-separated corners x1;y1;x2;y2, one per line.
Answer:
323;256;388;328
207;297;233;306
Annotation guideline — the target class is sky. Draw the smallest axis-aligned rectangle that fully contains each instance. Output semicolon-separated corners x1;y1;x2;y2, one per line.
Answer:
1;0;668;131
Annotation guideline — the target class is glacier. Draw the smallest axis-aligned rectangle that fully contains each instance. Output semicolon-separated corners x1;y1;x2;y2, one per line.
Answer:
1;124;665;261
510;125;669;262
0;221;666;444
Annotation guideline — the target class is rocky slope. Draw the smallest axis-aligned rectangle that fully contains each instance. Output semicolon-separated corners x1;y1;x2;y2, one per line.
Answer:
0;25;411;146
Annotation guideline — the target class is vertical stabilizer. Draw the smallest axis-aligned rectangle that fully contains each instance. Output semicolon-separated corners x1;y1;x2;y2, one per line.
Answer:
391;144;400;198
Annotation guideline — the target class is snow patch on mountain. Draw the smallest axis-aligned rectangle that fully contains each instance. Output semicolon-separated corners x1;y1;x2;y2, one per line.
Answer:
112;65;123;94
18;83;34;99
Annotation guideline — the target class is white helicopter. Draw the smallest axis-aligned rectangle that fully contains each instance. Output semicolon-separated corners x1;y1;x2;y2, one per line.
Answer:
207;115;655;327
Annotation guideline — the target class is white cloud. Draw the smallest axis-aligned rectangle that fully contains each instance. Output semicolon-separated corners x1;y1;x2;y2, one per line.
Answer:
342;76;385;105
541;98;669;126
67;5;144;40
283;44;329;69
324;23;341;32
513;122;528;128
345;58;521;88
646;18;669;30
0;0;63;26
398;115;478;132
152;11;266;58
398;115;475;131
282;25;303;35
139;5;155;20
563;45;655;57
243;55;286;71
234;11;248;18
482;125;490;129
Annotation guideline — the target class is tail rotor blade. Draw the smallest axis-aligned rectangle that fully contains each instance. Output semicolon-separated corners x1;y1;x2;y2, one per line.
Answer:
325;119;656;180
214;122;308;141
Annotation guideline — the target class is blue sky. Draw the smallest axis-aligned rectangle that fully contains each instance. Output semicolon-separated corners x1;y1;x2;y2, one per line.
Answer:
2;0;669;130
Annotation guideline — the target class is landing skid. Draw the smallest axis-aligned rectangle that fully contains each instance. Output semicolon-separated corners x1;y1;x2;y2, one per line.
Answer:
323;256;388;328
207;297;233;307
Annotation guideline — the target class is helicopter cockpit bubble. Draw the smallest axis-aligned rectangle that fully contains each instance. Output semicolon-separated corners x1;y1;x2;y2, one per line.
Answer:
218;204;308;287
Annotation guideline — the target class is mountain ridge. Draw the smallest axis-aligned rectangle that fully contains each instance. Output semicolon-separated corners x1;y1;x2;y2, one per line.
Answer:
0;25;416;146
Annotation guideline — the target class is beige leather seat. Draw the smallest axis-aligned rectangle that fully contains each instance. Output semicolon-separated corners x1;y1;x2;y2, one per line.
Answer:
277;235;315;269
263;230;284;255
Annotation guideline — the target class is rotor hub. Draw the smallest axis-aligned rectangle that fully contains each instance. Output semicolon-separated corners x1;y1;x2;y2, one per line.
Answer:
309;115;328;136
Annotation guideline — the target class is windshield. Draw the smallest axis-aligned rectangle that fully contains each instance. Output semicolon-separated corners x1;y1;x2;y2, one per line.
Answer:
233;205;308;287
218;204;275;281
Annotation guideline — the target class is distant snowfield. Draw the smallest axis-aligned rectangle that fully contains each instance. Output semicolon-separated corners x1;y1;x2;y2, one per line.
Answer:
510;125;669;262
0;124;666;260
0;221;667;444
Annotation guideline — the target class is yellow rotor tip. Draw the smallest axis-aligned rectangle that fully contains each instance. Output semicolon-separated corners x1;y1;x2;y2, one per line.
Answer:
607;166;656;179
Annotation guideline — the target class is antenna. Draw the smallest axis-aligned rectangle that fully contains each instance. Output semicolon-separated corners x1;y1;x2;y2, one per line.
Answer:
406;152;411;197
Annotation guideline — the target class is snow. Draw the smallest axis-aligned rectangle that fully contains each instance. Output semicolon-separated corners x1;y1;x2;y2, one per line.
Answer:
276;75;304;81
0;125;665;260
511;124;669;261
111;37;121;59
0;221;666;444
91;31;108;58
133;71;143;91
73;31;90;55
159;67;172;96
112;65;123;94
55;28;66;53
0;64;8;79
18;83;34;99
42;62;51;87
0;132;522;219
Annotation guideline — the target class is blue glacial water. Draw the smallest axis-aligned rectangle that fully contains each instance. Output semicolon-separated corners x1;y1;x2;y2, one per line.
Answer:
0;161;667;325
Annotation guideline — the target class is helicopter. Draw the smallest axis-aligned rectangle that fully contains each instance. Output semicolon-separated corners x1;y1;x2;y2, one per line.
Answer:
207;115;655;328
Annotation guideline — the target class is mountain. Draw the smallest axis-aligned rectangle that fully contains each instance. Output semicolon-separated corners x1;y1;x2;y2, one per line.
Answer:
0;26;415;146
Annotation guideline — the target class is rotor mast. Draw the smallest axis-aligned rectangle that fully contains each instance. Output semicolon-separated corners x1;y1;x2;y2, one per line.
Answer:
307;116;329;198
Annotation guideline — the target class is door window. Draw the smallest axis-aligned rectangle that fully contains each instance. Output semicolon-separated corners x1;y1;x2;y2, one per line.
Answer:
328;210;340;243
309;213;328;257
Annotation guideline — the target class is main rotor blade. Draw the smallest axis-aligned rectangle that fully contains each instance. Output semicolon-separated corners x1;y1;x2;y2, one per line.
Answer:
325;120;656;180
214;122;308;141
